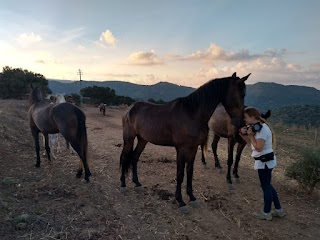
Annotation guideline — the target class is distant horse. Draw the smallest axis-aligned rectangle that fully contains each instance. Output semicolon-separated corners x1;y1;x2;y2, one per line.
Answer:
120;72;250;213
201;104;271;189
28;87;91;181
99;103;106;116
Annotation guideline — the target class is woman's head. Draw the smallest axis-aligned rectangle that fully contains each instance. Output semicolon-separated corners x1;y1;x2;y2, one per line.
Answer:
244;107;262;125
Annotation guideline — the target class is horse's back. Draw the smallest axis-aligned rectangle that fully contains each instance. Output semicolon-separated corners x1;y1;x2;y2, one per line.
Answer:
209;104;235;138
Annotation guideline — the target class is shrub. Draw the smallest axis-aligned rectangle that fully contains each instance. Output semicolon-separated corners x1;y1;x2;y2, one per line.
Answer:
286;147;320;194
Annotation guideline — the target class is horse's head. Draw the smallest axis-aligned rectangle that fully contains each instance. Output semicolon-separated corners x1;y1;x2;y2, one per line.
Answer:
221;72;250;129
29;87;43;106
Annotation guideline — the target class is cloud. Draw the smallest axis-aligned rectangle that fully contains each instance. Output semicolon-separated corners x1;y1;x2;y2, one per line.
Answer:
16;32;42;47
35;59;62;65
127;50;163;66
181;43;287;62
99;30;117;46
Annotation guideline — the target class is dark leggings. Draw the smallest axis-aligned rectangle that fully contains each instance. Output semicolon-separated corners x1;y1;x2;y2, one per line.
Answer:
258;165;282;213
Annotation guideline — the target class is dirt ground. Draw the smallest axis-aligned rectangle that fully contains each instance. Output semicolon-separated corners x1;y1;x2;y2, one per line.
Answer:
0;100;319;240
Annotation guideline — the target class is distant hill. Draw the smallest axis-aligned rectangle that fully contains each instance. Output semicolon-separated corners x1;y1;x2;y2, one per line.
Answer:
245;82;320;111
269;105;320;127
48;80;320;111
48;80;194;102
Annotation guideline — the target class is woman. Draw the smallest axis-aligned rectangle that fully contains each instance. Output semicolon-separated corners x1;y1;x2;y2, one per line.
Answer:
240;107;285;221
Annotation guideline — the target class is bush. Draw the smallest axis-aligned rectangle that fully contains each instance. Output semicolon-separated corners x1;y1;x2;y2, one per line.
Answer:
286;147;320;194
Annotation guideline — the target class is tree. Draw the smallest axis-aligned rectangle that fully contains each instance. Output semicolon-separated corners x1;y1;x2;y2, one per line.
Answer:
0;66;51;99
81;85;115;104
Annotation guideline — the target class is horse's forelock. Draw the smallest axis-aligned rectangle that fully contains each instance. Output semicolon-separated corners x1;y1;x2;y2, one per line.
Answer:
29;88;42;105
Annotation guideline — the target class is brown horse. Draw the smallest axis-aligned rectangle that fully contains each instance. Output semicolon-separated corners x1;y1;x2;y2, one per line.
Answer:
201;104;271;189
27;87;91;182
120;72;250;213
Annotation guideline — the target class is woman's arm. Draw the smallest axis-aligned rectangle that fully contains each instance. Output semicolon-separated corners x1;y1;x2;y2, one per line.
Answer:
247;128;265;152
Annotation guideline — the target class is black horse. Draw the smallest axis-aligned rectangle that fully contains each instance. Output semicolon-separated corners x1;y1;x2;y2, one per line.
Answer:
28;87;91;181
201;105;271;189
120;73;250;213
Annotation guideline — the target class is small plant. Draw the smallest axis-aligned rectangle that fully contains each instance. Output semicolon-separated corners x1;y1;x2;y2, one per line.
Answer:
286;147;320;194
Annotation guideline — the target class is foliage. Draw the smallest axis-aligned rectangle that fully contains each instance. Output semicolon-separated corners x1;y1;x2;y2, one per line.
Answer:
286;147;320;194
80;85;135;105
69;93;81;105
0;66;51;99
80;85;116;104
269;105;320;128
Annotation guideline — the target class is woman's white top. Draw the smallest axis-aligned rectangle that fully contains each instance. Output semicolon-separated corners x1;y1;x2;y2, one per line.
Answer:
251;123;277;170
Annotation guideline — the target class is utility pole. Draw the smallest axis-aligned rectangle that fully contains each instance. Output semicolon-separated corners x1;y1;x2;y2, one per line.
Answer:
77;69;83;105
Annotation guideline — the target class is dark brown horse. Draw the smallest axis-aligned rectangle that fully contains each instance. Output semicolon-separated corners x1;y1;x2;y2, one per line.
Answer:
28;87;91;181
201;104;271;189
120;73;250;213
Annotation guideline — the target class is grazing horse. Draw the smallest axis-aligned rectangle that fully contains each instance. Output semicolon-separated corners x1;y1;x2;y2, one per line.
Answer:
201;104;271;189
28;87;91;181
99;103;106;116
120;72;250;213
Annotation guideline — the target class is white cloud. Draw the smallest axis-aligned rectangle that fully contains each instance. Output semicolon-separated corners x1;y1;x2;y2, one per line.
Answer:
16;32;42;47
99;30;117;46
127;50;163;66
180;43;287;62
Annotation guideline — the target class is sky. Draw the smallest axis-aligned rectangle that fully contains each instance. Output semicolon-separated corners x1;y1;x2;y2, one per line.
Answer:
1;0;320;89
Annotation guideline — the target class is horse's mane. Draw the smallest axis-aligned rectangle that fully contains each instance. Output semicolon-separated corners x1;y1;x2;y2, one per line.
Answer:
177;77;230;115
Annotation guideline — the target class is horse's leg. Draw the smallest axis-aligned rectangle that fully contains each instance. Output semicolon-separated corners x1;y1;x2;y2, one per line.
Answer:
226;137;236;189
44;134;52;161
233;140;247;182
31;128;41;167
212;134;222;169
57;134;61;153
200;143;206;165
175;148;188;213
68;139;90;181
131;136;147;190
186;148;200;208
120;138;134;190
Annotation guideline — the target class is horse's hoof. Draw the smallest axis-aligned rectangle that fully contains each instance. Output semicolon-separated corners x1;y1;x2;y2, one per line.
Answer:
76;172;83;178
179;206;190;215
228;183;234;190
81;178;90;183
35;163;40;168
120;187;127;193
234;178;240;184
190;200;200;208
134;186;144;193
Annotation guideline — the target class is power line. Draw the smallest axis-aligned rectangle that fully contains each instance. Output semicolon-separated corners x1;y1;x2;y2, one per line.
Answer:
77;69;84;105
77;69;83;81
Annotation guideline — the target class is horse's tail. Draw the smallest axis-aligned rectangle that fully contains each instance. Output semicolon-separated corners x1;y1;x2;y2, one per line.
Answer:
119;109;134;174
74;107;88;163
202;133;209;160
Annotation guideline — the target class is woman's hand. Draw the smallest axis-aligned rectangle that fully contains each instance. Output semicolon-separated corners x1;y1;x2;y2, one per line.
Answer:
240;127;247;135
247;127;254;136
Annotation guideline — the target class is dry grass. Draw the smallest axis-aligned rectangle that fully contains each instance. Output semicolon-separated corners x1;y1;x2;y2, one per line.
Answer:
0;100;319;240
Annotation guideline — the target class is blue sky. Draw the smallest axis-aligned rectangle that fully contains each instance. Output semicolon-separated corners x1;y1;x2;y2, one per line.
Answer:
1;0;319;89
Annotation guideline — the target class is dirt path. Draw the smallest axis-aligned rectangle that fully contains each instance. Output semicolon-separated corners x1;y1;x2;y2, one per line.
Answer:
1;102;319;240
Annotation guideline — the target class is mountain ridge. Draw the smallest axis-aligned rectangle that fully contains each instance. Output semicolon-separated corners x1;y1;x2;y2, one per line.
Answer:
48;79;320;111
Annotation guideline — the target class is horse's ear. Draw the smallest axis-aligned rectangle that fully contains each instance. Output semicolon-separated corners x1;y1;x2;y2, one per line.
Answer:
241;73;251;82
264;110;271;119
232;72;237;78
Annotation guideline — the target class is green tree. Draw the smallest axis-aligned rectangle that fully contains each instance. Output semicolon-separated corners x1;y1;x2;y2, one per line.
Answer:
0;66;51;99
80;85;116;104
